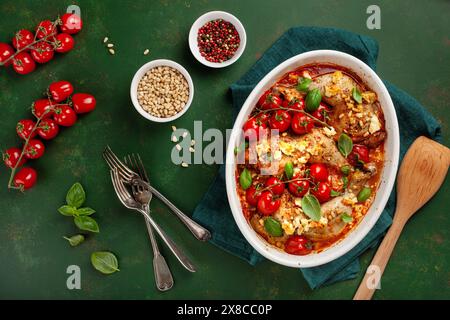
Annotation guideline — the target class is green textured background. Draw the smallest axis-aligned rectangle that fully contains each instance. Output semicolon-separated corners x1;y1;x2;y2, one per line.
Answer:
0;0;448;300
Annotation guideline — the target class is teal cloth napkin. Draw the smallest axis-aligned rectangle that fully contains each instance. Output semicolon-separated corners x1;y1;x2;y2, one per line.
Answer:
192;27;442;289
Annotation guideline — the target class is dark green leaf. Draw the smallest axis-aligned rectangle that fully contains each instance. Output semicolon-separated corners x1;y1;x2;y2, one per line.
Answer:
341;165;351;176
305;88;322;112
66;182;86;208
301;194;321;221
74;216;99;233
63;234;85;247
58;205;78;216
76;207;96;216
239;168;252;190
357;187;372;202
296;77;312;92
284;161;294;179
264;217;283;237
338;133;353;158
352;87;362;104
342;176;349;189
330;190;342;197
341;213;353;223
91;251;119;274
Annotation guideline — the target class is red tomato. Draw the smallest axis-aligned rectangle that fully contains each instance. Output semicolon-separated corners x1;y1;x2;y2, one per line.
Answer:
311;102;331;125
35;20;57;39
24;139;45;159
348;144;370;166
312;182;331;203
30;41;54;64
72;93;96;114
288;178;310;197
261;94;282;110
60;13;83;34
282;98;305;112
0;43;15;67
291;113;314;135
32;99;55;119
245;185;262;207
309;163;329;182
54;33;74;53
265;177;285;195
53;105;77;126
12;29;34;50
49;80;74;102
284;235;312;255
16;119;37;140
257;191;281;216
269;110;291;133
243;115;268;140
12;52;36;75
37;119;59;140
257;90;270;107
14;167;37;190
3;148;26;168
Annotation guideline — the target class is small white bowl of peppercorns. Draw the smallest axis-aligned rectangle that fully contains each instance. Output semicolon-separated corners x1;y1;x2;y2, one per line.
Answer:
189;11;246;68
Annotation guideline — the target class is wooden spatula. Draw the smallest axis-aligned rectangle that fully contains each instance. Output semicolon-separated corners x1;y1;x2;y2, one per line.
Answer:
353;136;450;300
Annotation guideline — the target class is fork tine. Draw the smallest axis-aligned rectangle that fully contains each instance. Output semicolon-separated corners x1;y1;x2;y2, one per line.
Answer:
103;151;133;181
132;154;145;180
104;146;136;176
136;153;150;183
111;169;127;206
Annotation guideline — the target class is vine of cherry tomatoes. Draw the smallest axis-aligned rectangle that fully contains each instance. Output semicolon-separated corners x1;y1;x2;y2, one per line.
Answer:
2;80;96;191
0;13;82;75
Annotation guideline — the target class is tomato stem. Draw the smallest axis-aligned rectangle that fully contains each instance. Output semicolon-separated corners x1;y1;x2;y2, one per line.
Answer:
252;107;332;129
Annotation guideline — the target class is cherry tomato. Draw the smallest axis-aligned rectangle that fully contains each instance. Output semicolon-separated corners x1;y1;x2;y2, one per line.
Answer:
269;110;291;133
16;119;37;140
243;115;268;140
54;33;74;53
246;185;262;207
312;182;331;203
265;177;285;196
3;148;26;168
284;235;312;255
257;90;270;107
30;41;54;64
291;113;314;135
35;20;57;39
72;93;96;114
37;119;59;140
348;144;370;166
282;98;305;113
309;163;329;182
49;80;74;102
0;43;15;67
311;102;331;125
24;139;45;159
288;177;310;197
12;29;34;50
60;13;83;34
257;191;281;216
53;105;77;126
12;52;36;75
14;167;37;190
261;94;282;110
32;99;55;119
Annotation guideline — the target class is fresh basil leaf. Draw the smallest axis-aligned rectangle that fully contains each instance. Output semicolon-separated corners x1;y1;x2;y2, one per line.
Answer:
357;187;372;202
63;234;85;247
305;88;322;112
296;77;312;92
264;217;283;237
341;165;351;176
239;168;252;190
76;207;96;216
338;133;353;158
342;176;349;189
301;194;321;221
58;205;78;216
352;87;362;104
74;216;99;233
330;190;342;197
341;213;353;223
91;251;120;274
66;182;86;208
284;161;294;179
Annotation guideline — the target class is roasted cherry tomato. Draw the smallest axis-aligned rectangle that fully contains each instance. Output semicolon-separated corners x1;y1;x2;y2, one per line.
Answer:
261;94;283;110
309;163;329;182
24;139;45;159
60;13;83;34
3;148;26;168
53;105;77;126
284;235;312;255
16;119;37;140
348;144;370;166
35;20;57;39
312;182;331;203
30;41;54;64
243;114;268;140
14;167;37;190
269;110;291;133
49;80;73;102
12;52;36;75
37;119;59;140
72;93;96;114
257;90;270;108
12;29;34;50
282;98;305;113
291;113;314;135
0;43;15;67
257;191;281;216
54;33;74;53
288;177;310;197
32;99;55;119
311;102;331;125
265;177;285;196
246;185;262;207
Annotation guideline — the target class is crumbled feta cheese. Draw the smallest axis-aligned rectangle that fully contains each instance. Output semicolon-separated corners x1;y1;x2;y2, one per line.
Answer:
319;216;328;225
273;150;282;161
282;220;295;235
369;115;381;134
323;126;336;137
294;197;302;207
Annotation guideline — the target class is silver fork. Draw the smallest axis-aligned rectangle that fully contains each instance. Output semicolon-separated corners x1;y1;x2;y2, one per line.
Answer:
110;168;196;273
124;155;174;292
103;146;211;241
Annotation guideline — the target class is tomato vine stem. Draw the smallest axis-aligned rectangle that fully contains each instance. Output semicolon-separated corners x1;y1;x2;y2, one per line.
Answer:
252;107;332;129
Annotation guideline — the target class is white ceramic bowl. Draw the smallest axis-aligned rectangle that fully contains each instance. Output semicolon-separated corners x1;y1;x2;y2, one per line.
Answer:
188;11;247;68
130;59;194;123
225;50;400;268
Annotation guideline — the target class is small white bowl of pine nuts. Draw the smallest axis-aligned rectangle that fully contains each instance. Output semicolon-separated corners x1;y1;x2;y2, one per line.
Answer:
130;59;194;122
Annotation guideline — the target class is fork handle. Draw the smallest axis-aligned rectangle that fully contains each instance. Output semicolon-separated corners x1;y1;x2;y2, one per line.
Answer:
149;185;212;241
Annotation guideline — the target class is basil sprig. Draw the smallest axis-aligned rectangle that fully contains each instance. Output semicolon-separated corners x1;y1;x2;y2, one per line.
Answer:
297;77;312;92
264;217;283;237
91;251;120;274
301;194;321;221
338;133;353;158
357;187;372;202
284;161;294;179
352;87;362;104
239;168;252;190
341;213;353;223
305;88;322;112
63;234;85;247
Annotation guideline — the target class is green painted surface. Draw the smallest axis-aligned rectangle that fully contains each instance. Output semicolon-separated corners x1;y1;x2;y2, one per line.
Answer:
0;0;448;300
